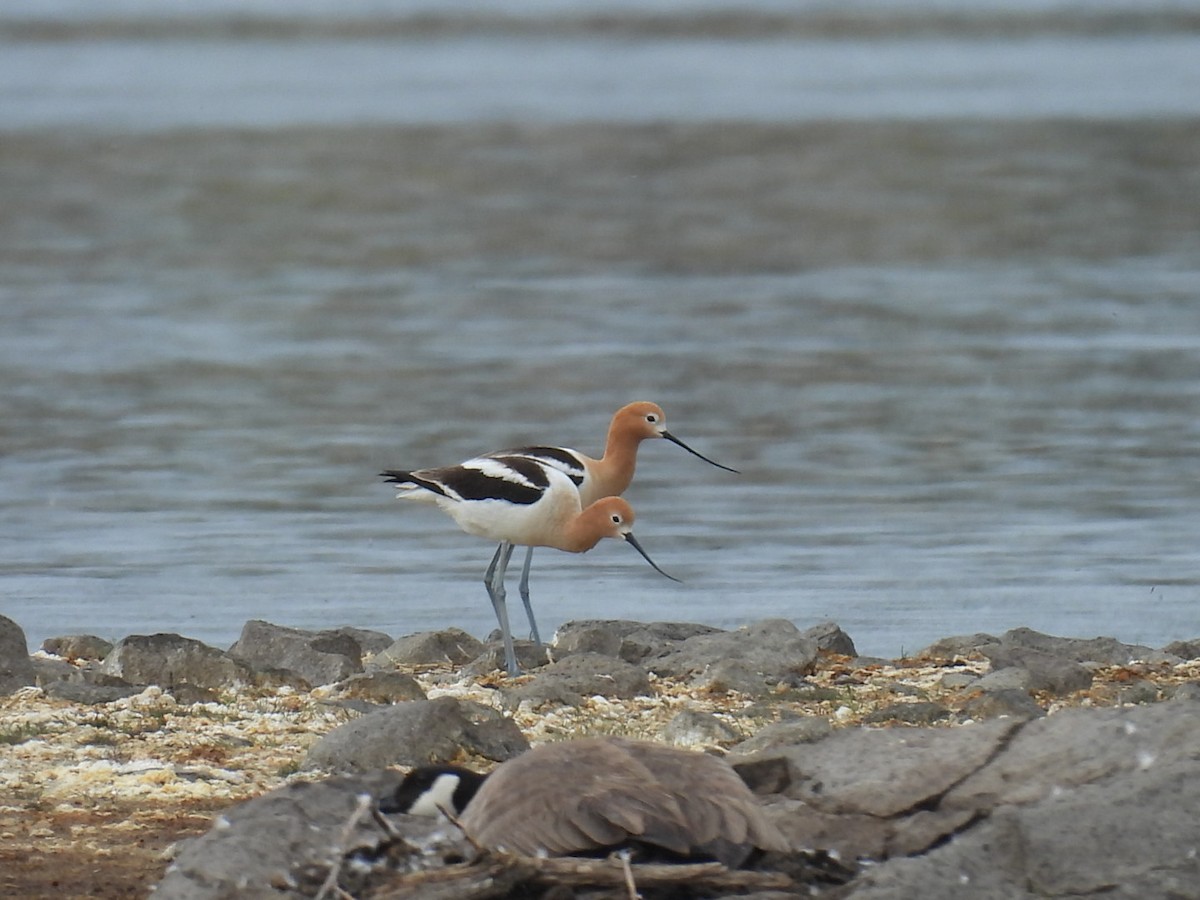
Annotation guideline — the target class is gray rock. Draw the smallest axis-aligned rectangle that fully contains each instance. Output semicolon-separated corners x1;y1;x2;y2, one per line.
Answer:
999;627;1167;666
333;671;426;704
246;667;312;692
960;688;1044;721
169;683;221;705
31;656;76;686
981;646;1094;696
551;622;623;659
501;651;651;708
80;667;136;688
1162;638;1200;660
154;770;406;900
937;671;980;690
879;681;923;697
916;633;999;660
44;679;140;704
764;798;893;861
729;754;791;795
334;626;393;656
302;697;528;773
743;723;999;856
661;709;742;746
748;717;1022;819
100;633;248;691
847;656;892;668
36;657;140;696
972;666;1035;694
0;615;35;695
840;808;1036;899
801;620;858;657
41;634;114;661
693;657;781;696
1112;678;1162;705
731;717;833;755
368;627;484;669
885;807;981;859
228;620;363;686
462;639;551;677
647;619;819;681
943;703;1200;810
783;684;844;703
1013;758;1200;896
863;701;951;726
1170;681;1200;702
751;703;1200;893
847;757;1200;899
624;621;727;642
554;619;725;664
619;621;728;661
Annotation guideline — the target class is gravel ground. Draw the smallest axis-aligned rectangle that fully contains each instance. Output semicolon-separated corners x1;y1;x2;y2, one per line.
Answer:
3;650;1198;898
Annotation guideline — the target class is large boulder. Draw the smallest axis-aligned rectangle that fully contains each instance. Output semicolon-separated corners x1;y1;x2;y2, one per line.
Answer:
302;697;528;773
645;618;820;682
154;770;407;900
977;646;1095;696
41;634;114;661
228;620;363;687
100;633;248;692
553;619;725;663
844;757;1200;899
368;627;484;669
501;651;652;708
0;615;35;694
996;627;1172;665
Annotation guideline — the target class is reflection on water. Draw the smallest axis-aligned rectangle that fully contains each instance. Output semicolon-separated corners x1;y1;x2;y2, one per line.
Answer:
1;3;1198;657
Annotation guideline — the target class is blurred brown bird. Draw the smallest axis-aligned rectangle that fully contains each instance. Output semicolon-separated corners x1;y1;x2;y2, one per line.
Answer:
383;736;789;868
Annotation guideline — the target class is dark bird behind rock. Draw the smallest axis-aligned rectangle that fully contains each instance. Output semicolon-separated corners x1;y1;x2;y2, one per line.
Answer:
384;736;790;868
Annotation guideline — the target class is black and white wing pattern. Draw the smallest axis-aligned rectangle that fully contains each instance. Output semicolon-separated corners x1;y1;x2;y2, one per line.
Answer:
381;455;554;506
490;444;587;489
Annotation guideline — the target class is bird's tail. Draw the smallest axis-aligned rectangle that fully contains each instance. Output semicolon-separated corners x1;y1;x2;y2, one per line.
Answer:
380;469;449;498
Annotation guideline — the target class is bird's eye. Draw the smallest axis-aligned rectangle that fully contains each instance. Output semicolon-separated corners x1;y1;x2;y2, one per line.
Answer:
611;514;622;524
646;414;658;424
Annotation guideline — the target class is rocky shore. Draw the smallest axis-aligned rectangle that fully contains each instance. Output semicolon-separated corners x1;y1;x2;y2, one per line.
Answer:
2;612;1199;899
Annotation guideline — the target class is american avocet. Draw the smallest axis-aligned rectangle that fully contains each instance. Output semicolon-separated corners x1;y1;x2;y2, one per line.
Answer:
380;455;677;677
382;736;790;866
488;401;737;647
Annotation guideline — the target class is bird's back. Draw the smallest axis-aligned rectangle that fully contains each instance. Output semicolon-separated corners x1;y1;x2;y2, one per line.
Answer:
605;737;790;864
459;739;692;857
488;444;594;492
458;737;788;866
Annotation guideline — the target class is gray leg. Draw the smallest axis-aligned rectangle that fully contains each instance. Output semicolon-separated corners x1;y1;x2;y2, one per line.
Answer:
484;542;519;677
518;545;542;648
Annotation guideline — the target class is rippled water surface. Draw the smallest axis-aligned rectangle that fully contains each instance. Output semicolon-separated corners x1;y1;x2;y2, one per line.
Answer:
2;1;1199;657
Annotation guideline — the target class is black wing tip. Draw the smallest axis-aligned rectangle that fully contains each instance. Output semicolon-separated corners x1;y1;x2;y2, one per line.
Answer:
381;469;454;499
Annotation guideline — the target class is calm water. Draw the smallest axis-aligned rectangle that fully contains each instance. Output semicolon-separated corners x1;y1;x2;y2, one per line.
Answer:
2;1;1199;659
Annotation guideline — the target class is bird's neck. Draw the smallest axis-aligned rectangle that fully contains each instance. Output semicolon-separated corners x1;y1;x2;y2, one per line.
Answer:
387;765;489;819
594;425;640;496
559;504;612;553
451;769;488;811
420;768;487;816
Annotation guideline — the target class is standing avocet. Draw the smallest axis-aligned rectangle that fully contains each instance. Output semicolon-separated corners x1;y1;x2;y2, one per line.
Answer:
380;454;677;677
486;401;737;648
